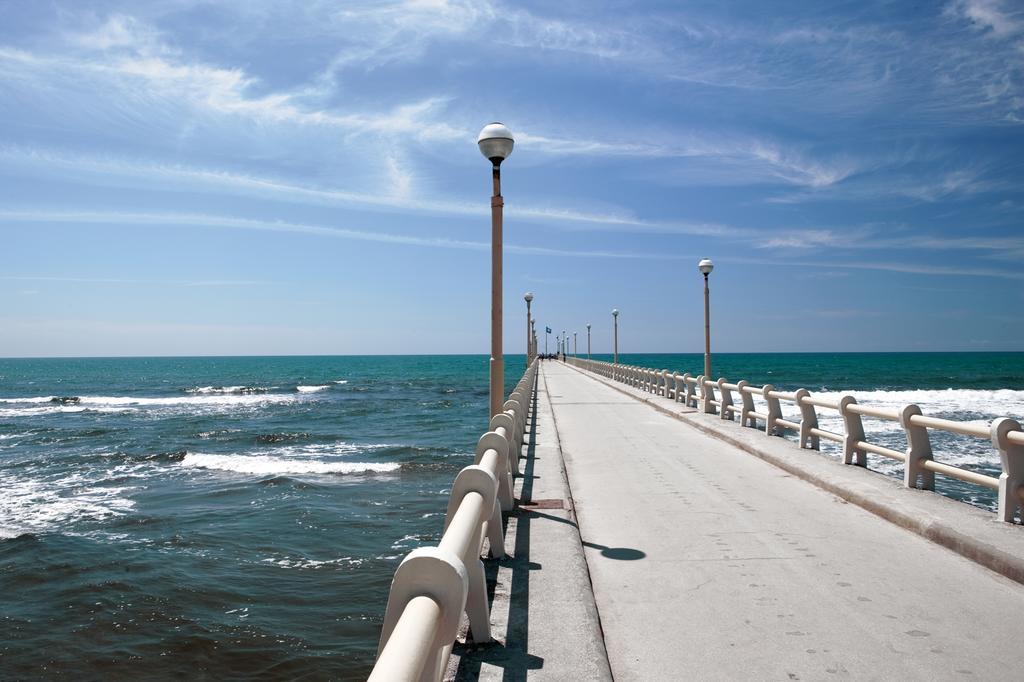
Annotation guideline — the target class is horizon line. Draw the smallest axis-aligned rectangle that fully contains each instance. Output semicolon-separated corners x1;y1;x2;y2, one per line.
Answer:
1;350;1022;360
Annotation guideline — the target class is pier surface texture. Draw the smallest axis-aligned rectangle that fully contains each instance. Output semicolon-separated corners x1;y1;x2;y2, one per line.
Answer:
452;361;1024;680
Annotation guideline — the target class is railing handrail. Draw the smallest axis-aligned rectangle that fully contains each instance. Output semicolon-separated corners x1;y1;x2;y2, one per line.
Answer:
563;356;1023;523
370;360;539;681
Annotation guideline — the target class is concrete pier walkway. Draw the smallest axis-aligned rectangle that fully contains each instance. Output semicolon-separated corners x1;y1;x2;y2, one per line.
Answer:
460;364;1024;679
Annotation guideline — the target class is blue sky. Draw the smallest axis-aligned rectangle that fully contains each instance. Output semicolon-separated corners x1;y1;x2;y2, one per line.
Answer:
1;0;1022;357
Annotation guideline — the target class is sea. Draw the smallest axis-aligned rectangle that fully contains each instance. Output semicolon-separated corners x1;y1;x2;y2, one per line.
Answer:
1;352;1023;679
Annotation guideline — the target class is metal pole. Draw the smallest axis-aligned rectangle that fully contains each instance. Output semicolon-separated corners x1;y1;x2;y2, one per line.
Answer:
545;330;548;356
525;299;531;369
703;272;711;379
574;332;577;358
530;319;536;363
613;315;618;365
490;165;504;418
587;325;591;360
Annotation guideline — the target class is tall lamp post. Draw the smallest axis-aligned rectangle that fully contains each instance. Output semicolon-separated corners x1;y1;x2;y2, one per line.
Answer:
586;323;591;360
699;258;714;379
478;122;514;418
573;331;578;358
531;319;536;362
562;330;566;360
612;309;619;364
524;292;533;368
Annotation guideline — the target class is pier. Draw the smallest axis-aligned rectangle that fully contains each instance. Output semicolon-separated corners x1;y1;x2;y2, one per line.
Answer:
371;360;1024;681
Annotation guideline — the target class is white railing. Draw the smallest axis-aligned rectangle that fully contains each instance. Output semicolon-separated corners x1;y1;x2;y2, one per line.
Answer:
369;361;538;682
566;357;1024;523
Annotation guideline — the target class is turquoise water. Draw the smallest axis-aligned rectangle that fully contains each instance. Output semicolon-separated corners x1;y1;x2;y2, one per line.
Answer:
1;352;1022;678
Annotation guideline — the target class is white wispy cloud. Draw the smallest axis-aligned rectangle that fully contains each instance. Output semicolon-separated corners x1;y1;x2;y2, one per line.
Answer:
4;208;1022;279
0;19;859;194
516;132;854;188
0;275;269;287
727;255;1024;280
0;209;674;260
946;0;1024;38
0;146;748;236
0;33;467;142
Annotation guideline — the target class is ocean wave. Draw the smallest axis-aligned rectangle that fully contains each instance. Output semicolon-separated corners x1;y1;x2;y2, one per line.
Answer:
259;555;366;569
296;385;331;393
0;393;300;415
255;432;310;444
179;452;400;475
0;405;138;417
0;396;64;403
186;385;271;395
810;388;1024;419
769;387;1019;475
0;471;137;536
332;380;348;385
270;442;399;456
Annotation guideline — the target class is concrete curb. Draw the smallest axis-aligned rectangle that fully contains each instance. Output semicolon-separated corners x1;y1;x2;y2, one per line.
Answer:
563;362;1024;587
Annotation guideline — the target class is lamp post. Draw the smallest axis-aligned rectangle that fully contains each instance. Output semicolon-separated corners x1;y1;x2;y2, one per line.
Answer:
612;309;619;364
524;292;533;368
573;331;578;358
531;319;536;363
562;330;566;360
478;122;514;418
699;257;714;379
586;323;591;360
545;326;549;357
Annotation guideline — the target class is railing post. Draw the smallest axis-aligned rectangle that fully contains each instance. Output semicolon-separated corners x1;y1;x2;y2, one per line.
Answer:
718;378;733;421
476;432;512;514
900;404;934;490
660;370;669;397
794;388;819;450
737;380;756;428
762;384;782;436
684;374;696;408
700;376;716;414
375;547;468;682
443;466;498;643
992;418;1024;523
839;395;867;466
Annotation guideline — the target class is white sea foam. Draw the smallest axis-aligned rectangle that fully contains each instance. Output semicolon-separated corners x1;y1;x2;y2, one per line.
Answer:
813;388;1024;419
262;442;397;457
78;394;297;407
769;387;1022;475
332;380;348;385
296;385;331;392
0;392;300;417
0;405;138;417
186;385;271;395
259;555;366;569
0;471;137;536
180;452;400;475
0;396;59;403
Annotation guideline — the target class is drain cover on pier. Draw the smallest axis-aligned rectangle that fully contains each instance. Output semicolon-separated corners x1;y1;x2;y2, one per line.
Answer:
518;498;565;510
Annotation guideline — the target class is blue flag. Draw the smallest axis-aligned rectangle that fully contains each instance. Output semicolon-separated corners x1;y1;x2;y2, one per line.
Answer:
545;326;552;334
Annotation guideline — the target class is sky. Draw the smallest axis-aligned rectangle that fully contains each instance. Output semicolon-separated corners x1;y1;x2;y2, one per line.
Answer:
1;0;1022;357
